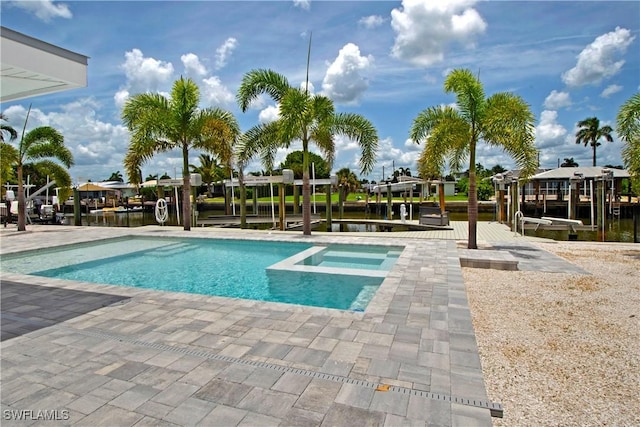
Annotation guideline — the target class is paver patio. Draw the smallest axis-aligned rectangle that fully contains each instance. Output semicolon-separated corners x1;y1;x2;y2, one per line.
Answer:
0;224;558;426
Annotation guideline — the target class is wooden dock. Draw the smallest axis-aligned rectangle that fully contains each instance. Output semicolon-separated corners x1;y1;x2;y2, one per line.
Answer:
197;214;321;229
331;219;451;231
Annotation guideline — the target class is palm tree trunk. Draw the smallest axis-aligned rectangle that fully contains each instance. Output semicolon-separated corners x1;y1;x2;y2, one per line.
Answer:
182;144;191;231
468;139;478;249
17;165;26;231
592;142;597;167
302;139;311;235
239;165;247;228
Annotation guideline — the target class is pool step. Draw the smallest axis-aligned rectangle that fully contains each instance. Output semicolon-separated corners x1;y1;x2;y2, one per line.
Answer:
148;242;197;257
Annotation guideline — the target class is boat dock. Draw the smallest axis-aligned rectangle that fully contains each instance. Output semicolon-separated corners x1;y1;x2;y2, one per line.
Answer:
332;218;452;231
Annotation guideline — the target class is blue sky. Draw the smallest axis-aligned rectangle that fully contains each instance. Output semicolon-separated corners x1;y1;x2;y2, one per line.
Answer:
1;0;639;183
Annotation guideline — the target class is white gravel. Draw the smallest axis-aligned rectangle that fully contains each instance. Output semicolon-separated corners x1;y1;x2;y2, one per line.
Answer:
463;241;640;427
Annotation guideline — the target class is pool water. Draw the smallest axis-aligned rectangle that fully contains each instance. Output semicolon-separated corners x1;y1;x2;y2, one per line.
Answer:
298;244;402;271
1;237;402;311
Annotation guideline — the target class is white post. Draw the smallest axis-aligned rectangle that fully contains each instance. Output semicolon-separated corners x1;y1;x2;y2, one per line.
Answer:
270;178;276;228
609;178;613;215
590;179;595;228
46;175;50;203
409;186;413;221
175;186;180;224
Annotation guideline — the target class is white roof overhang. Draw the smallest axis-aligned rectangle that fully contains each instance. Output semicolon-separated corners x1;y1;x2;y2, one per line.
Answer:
1;26;88;103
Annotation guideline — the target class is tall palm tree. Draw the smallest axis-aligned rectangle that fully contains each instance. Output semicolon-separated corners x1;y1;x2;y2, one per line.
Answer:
1;107;74;231
575;117;614;167
122;77;239;230
410;68;537;249
616;92;640;190
236;69;378;235
190;153;224;196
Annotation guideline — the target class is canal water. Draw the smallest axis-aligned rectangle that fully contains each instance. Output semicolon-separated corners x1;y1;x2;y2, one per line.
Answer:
72;208;637;243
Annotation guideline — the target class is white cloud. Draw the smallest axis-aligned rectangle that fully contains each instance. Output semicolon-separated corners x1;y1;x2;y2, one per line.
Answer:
3;100;129;181
359;15;385;29
201;76;235;108
390;0;486;67
543;90;572;109
374;137;420;173
5;0;72;22
293;0;310;10
600;84;622;98
113;89;129;109
120;49;174;94
215;37;238;70
299;81;315;94
181;53;207;76
334;134;360;152
403;138;422;151
322;43;373;104
535;110;568;149
258;105;280;124
561;27;635;87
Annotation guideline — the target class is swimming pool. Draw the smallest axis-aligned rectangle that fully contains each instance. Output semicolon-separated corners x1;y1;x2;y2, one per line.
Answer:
0;236;402;311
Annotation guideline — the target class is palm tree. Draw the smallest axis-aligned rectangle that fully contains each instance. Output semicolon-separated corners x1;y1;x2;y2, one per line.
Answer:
410;68;537;249
1;107;74;231
107;171;124;182
1;113;18;142
1;114;19;188
575;117;614;167
561;157;579;167
236;69;378;235
190;153;224;196
336;167;359;200
122;77;239;230
616;92;640;190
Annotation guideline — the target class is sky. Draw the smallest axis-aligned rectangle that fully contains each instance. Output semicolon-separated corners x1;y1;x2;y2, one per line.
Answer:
1;0;639;184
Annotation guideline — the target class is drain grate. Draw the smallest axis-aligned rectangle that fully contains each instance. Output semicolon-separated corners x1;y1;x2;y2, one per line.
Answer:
55;325;503;418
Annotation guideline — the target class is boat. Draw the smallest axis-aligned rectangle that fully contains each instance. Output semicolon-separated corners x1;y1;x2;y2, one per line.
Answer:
95;206;144;214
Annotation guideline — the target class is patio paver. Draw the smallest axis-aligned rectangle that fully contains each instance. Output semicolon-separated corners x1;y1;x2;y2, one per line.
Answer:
0;224;561;426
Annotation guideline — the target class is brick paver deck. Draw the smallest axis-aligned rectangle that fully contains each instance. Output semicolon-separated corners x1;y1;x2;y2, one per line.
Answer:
0;223;568;426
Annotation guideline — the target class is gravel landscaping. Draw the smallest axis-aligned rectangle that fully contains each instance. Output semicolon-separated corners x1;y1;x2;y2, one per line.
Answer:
464;241;640;426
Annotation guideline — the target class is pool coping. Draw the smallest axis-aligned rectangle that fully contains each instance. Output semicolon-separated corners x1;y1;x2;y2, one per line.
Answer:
1;225;495;426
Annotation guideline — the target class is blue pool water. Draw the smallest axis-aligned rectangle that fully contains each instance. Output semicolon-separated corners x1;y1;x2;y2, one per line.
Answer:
1;237;402;310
